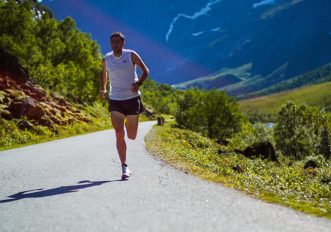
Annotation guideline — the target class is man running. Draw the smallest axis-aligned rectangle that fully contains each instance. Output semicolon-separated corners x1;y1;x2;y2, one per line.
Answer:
100;32;149;180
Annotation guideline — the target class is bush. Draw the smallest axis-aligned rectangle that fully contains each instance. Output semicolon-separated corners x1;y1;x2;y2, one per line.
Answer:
274;101;331;160
228;120;275;151
140;80;179;115
176;89;244;139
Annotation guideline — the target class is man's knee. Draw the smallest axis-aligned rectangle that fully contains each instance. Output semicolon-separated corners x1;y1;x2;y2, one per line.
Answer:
127;132;137;140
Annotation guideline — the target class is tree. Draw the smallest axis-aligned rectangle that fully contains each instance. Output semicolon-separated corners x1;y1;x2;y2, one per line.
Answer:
274;101;331;159
0;0;103;103
204;90;243;139
176;89;244;139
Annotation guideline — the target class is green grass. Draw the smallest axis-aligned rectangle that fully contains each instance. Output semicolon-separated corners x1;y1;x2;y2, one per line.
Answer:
239;81;331;115
145;122;331;219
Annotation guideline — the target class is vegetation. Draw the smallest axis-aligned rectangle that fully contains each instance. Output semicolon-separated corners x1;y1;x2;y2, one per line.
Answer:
145;122;331;219
140;79;179;115
0;0;156;150
146;98;331;218
173;63;251;90
275;101;331;160
0;102;112;151
0;0;102;103
174;60;331;100
239;81;331;121
246;62;331;99
1;0;330;219
176;89;244;139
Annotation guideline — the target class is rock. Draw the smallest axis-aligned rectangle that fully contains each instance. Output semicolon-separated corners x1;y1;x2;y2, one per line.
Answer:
8;99;30;118
17;120;34;130
23;84;46;101
26;105;45;121
1;63;93;128
157;116;165;126
235;141;277;161
216;139;229;146
49;115;64;125
8;97;45;121
321;177;331;184
52;95;68;106
39;116;52;127
232;164;244;173
304;160;318;169
0;102;11;119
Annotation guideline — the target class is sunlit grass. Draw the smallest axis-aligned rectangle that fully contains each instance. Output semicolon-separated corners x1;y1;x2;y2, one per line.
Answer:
239;81;331;115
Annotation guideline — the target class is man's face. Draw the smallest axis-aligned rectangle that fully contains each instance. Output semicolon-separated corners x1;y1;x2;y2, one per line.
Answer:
110;36;124;52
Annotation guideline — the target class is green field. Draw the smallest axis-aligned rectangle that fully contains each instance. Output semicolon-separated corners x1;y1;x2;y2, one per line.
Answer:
239;81;331;115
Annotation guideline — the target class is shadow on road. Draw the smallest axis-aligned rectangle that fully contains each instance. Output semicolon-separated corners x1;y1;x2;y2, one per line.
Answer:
0;180;122;204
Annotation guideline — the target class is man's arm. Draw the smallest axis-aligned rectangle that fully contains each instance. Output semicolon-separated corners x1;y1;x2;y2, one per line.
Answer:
100;58;107;100
131;51;149;86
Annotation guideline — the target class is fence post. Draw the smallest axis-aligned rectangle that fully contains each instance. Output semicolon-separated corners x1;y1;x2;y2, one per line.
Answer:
157;116;165;126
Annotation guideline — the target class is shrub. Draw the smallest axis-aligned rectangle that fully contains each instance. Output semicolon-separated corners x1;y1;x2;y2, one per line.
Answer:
175;89;207;133
176;89;244;139
274;101;331;160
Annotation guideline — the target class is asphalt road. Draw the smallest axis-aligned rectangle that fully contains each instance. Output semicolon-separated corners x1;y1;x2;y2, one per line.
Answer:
0;121;330;232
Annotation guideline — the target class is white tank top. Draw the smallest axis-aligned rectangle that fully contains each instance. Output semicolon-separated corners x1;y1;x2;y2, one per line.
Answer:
104;49;141;100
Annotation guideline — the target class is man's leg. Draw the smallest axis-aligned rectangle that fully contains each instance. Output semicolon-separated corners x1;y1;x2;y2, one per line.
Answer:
111;111;127;165
125;114;140;140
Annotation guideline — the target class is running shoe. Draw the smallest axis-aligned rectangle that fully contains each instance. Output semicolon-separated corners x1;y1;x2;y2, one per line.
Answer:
121;164;132;180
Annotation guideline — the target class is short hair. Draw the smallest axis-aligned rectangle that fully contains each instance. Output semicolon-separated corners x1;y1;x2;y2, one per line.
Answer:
110;32;125;42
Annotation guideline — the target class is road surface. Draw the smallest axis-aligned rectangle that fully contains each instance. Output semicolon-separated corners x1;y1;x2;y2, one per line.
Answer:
0;121;330;232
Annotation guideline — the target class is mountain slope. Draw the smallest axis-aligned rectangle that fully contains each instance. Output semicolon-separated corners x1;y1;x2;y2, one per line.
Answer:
239;81;331;115
164;0;331;88
243;61;331;99
42;0;331;91
22;0;331;100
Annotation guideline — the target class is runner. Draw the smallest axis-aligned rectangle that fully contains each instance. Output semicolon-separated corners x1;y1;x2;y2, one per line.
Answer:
100;32;149;180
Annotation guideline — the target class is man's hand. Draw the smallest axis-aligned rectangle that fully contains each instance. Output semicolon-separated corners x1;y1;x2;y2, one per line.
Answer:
100;89;107;100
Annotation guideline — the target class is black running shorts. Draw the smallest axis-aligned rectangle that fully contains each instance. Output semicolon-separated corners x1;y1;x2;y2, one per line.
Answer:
108;96;144;116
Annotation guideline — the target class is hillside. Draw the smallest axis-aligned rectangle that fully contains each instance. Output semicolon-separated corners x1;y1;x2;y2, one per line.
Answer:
0;1;167;152
239;81;331;115
0;1;111;150
0;48;90;130
169;0;331;90
42;0;331;91
0;0;102;103
172;63;249;90
243;61;331;99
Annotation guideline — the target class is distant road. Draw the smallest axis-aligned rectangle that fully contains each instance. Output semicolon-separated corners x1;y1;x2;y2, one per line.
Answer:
0;121;330;232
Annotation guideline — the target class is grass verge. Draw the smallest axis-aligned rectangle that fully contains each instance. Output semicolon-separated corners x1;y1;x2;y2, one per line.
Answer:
0;102;112;151
145;122;331;219
0;102;150;151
